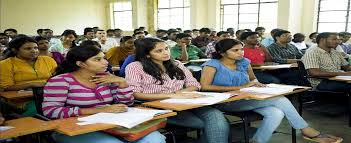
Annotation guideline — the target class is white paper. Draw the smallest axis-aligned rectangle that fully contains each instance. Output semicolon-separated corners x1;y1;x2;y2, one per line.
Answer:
239;84;301;95
260;64;292;69
77;108;172;128
189;59;211;63
0;126;15;132
160;92;237;105
334;76;351;80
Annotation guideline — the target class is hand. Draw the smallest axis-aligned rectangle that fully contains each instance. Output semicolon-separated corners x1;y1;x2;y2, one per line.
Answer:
170;93;204;99
0;117;4;125
179;42;187;49
98;104;128;113
243;82;266;88
91;74;128;87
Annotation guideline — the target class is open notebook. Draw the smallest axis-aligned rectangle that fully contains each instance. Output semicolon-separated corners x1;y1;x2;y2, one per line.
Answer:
259;64;293;69
77;108;172;129
160;92;237;105
239;84;306;95
333;76;351;80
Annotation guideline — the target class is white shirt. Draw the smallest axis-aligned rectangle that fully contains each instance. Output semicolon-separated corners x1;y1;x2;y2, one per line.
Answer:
291;41;307;50
93;38;118;52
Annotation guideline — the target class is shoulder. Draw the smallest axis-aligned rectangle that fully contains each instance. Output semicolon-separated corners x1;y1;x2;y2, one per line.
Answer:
202;59;220;68
237;58;250;65
0;57;13;65
126;61;143;70
38;56;57;63
47;73;73;83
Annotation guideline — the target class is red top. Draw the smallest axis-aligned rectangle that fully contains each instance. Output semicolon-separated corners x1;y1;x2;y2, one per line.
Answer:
244;46;265;64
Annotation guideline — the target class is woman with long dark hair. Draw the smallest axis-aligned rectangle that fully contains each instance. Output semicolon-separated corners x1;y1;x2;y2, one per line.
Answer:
49;29;77;56
43;45;165;143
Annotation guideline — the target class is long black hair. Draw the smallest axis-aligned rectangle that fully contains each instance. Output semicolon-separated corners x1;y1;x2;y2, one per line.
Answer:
4;35;37;58
54;45;101;75
213;38;243;59
134;38;185;84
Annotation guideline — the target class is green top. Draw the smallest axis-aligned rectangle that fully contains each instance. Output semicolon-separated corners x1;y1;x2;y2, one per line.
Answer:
171;44;205;60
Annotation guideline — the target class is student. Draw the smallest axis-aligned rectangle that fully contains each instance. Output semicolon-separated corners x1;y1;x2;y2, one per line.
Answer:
171;33;207;61
165;29;179;48
291;33;308;52
338;32;351;54
43;45;165;143
155;29;168;40
0;36;57;116
37;29;44;37
200;38;342;143
125;38;230;143
4;28;18;40
261;28;282;47
106;36;135;66
183;30;193;36
192;29;200;38
306;32;318;48
0;33;9;46
93;29;118;52
106;29;115;38
255;27;266;42
34;36;64;64
133;32;146;40
240;32;280;84
49;29;77;56
191;28;211;50
114;29;123;45
82;27;95;41
226;28;235;37
235;29;247;41
205;31;231;58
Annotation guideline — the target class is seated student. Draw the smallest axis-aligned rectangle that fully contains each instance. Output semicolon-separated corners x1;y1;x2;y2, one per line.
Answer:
35;36;64;64
125;38;230;143
200;38;343;143
235;29;247;41
240;32;280;84
191;28;211;51
49;29;77;56
155;29;168;40
171;33;207;61
261;28;282;47
255;27;266;42
114;29;123;45
4;28;18;41
338;32;351;54
0;36;57;116
93;29;118;52
165;29;179;48
0;33;9;47
205;31;231;58
106;36;135;66
43;45;165;143
133;32;145;40
302;32;351;92
291;33;308;52
77;27;95;45
306;32;318;48
191;29;200;38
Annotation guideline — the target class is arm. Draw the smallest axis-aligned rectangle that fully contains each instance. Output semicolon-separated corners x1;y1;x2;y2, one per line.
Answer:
342;65;351;71
308;68;351;77
261;46;273;62
267;46;288;64
178;43;189;61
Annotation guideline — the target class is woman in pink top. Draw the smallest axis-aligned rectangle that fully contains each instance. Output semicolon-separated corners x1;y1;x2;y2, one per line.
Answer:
241;32;280;84
43;45;165;143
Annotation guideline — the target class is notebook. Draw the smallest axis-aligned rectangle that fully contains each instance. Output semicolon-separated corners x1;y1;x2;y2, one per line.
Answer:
239;84;305;95
259;64;292;69
334;76;351;80
160;92;237;105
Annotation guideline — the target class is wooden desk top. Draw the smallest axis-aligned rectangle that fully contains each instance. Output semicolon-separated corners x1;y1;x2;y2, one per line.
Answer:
0;91;33;99
51;111;176;136
0;117;57;139
329;76;351;83
252;63;298;70
142;86;311;111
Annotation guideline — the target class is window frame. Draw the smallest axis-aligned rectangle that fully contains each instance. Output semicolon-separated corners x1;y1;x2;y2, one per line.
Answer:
157;0;190;30
316;0;351;32
112;1;133;30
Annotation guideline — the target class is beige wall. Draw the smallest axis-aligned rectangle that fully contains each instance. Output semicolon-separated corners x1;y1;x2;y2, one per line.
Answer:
0;0;109;35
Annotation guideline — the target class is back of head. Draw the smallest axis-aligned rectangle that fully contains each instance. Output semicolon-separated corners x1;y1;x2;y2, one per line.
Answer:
80;40;101;48
309;32;318;39
213;38;243;59
292;33;305;42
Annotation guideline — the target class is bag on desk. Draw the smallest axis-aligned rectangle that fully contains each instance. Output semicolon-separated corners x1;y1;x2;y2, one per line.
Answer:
103;118;167;141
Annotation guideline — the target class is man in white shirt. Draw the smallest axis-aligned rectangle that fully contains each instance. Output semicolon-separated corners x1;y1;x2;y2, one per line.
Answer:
93;30;118;52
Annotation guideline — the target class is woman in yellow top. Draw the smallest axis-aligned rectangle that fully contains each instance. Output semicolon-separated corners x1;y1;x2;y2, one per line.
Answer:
0;35;57;116
106;36;135;66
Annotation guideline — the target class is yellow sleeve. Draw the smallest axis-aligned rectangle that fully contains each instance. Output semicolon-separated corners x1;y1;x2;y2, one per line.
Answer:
106;47;117;60
43;56;58;74
0;59;15;88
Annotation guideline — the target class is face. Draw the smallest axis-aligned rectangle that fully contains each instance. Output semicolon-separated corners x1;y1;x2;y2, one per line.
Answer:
277;33;292;43
256;29;265;36
179;37;192;45
85;32;95;40
63;34;76;43
192;31;200;38
0;36;9;45
79;52;109;73
5;31;16;38
107;31;114;37
245;34;259;45
340;35;350;43
311;34;318;43
169;32;179;41
135;34;145;39
200;32;210;38
114;30;122;37
16;42;39;60
121;39;134;48
218;33;231;41
222;44;244;61
323;35;339;49
148;42;170;62
95;31;106;39
37;40;50;50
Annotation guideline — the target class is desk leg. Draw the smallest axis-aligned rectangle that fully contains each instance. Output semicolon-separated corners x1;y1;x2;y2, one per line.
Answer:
349;95;351;127
292;128;296;143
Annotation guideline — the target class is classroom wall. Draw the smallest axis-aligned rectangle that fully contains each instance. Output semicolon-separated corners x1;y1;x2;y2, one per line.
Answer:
0;0;109;35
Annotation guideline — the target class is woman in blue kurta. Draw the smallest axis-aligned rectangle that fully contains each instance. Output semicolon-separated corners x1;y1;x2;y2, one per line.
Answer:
200;39;342;143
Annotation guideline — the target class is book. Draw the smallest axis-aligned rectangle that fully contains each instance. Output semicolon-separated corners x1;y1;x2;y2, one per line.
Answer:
160;92;237;105
239;84;305;95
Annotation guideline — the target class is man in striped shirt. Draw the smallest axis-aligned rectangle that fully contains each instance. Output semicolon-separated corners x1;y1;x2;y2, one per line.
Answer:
302;32;351;92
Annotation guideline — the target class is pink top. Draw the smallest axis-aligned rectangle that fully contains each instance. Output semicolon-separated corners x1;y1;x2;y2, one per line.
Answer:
243;46;266;65
42;73;134;119
125;61;201;94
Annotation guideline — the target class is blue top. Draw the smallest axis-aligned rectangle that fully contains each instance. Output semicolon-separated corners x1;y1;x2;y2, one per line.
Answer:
119;54;136;77
261;37;274;47
201;59;250;86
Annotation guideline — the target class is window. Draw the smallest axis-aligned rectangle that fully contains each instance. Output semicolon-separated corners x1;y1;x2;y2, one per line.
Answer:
220;0;278;31
157;0;190;30
317;0;351;32
112;1;133;31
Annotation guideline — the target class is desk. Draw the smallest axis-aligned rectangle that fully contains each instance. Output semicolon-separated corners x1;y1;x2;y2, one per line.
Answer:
142;86;310;111
51;111;177;136
182;59;210;65
329;76;351;83
252;63;298;70
112;66;120;72
0;117;57;139
0;91;33;100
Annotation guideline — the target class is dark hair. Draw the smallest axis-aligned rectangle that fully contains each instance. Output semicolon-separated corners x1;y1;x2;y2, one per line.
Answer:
240;32;258;41
183;30;192;34
0;33;8;37
316;32;337;44
244;29;252;32
176;28;182;31
37;29;43;35
114;28;122;32
4;28;17;33
156;29;167;33
83;27;94;35
134;38;185;84
213;39;243;59
106;29;114;33
133;32;145;37
167;29;179;36
338;32;351;37
120;36;133;43
144;31;149;35
34;36;48;42
55;45;101;75
292;33;305;42
95;29;105;34
134;29;141;34
227;28;234;31
176;33;191;40
273;30;290;42
6;35;37;57
199;28;211;33
270;28;282;35
216;31;230;37
309;32;318;39
192;29;199;32
255;27;265;32
61;29;78;38
235;29;246;35
80;40;101;48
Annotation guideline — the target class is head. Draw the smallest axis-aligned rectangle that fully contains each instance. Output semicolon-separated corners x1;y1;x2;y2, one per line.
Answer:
192;29;200;38
80;40;101;49
227;28;235;36
184;30;192;35
139;27;146;32
120;36;134;49
255;27;265;37
34;36;50;51
114;29;123;37
84;27;95;40
7;35;39;60
167;29;179;41
43;29;53;39
55;45;108;75
213;39;244;61
133;32;145;39
37;29;44;36
292;33;305;43
216;31;231;41
273;30;292;43
240;32;259;46
95;30;106;39
133;29;142;34
61;29;78;44
156;29;168;39
235;29;247;39
176;28;182;32
316;32;339;49
199;28;211;38
135;38;185;84
0;33;9;45
309;32;318;43
176;33;192;45
4;28;18;39
92;27;99;33
270;28;282;37
338;32;351;43
106;29;115;37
